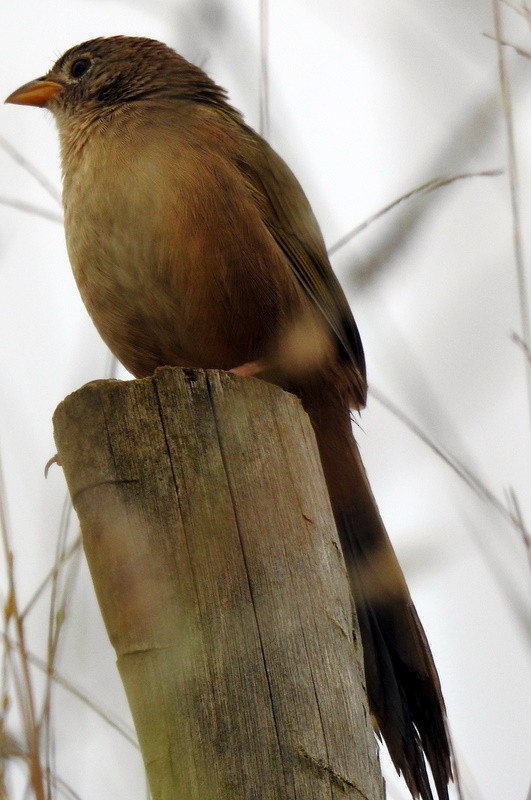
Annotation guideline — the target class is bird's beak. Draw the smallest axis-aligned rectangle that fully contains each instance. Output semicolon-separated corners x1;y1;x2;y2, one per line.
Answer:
5;79;62;107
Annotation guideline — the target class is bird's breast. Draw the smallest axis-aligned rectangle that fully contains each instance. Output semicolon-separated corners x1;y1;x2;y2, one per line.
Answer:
60;119;305;377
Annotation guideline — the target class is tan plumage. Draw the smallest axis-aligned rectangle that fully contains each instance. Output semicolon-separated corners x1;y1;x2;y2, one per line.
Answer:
6;36;452;800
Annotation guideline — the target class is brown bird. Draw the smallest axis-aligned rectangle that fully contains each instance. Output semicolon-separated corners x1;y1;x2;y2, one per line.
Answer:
6;36;452;800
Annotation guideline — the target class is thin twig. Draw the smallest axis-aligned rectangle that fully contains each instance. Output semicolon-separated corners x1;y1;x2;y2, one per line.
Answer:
369;385;530;541
465;510;531;643
0;197;62;224
492;0;531;436
502;0;531;23
507;487;531;574
0;453;45;800
511;331;531;362
370;385;531;642
4;746;86;800
328;169;503;256
19;535;81;623
42;493;81;800
1;638;138;749
47;770;84;800
259;0;270;139
483;31;531;59
0;136;61;205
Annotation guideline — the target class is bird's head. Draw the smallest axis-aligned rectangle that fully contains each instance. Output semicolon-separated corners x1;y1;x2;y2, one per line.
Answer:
5;36;228;118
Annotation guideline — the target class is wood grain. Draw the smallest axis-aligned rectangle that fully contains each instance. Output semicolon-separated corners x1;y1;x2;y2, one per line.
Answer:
53;367;383;800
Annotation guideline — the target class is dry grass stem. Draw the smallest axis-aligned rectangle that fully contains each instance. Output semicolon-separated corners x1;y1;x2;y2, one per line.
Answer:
328;170;503;257
259;0;269;139
0;198;62;224
0;455;45;799
483;31;531;59
0;136;61;205
492;0;531;432
370;386;530;544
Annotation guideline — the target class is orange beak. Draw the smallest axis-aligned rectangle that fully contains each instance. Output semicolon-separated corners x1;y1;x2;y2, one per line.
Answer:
5;79;62;108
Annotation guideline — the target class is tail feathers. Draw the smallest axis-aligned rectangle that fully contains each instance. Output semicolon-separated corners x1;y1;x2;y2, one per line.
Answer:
302;396;452;800
341;508;451;800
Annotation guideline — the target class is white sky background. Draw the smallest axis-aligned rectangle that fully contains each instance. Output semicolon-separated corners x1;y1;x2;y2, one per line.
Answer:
0;1;530;799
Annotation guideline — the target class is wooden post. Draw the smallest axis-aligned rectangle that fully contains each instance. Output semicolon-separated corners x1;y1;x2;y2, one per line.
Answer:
52;367;384;800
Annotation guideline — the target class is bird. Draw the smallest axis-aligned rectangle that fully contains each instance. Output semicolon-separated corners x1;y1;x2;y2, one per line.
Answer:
6;36;452;800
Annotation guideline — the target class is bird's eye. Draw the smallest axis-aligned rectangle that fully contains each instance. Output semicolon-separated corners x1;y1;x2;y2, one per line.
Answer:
70;57;91;79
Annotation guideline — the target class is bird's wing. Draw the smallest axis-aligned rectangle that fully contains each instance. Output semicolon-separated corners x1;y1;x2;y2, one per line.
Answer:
232;128;367;406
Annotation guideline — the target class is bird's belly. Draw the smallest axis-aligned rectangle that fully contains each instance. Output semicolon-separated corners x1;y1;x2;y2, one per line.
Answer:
64;209;277;377
62;130;314;378
66;231;251;377
62;166;249;373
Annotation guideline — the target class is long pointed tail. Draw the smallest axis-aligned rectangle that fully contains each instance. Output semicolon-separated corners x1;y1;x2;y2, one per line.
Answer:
302;393;452;800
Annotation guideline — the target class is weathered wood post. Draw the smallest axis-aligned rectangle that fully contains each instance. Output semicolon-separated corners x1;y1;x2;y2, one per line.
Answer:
52;366;384;800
